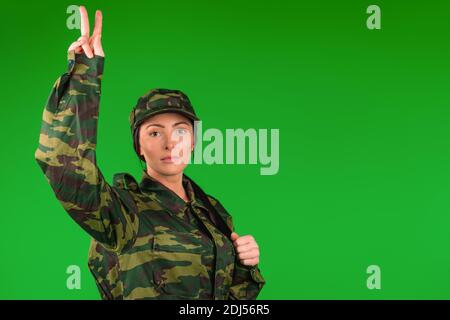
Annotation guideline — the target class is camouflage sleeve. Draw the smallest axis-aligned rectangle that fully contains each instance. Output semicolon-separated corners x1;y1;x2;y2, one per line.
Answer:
228;223;266;300
207;196;266;300
34;51;138;253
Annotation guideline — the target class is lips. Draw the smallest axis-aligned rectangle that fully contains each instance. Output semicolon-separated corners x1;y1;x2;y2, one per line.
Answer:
161;156;180;163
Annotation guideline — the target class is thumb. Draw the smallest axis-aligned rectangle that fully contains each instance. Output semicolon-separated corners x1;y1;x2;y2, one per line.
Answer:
231;232;239;241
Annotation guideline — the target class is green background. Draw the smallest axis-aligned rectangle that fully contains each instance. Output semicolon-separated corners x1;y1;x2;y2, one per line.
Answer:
1;0;450;299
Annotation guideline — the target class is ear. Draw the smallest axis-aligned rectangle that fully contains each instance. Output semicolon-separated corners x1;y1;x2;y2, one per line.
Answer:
139;145;145;158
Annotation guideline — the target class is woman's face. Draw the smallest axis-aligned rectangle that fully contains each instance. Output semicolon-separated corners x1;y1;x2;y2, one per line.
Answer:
138;112;194;177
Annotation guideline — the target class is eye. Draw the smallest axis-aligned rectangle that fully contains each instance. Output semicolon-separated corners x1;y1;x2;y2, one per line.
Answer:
174;128;188;136
149;131;161;137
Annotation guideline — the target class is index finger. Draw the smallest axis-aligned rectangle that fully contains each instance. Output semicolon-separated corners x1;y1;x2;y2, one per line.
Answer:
235;235;255;246
79;6;90;36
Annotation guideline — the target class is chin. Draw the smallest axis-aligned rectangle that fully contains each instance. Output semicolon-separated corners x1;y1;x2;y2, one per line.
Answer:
155;164;186;176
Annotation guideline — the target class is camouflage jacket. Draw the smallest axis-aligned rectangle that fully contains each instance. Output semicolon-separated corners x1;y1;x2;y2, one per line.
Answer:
35;52;265;300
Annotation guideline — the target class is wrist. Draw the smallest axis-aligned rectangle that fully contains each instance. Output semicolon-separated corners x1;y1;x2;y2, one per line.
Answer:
67;50;104;77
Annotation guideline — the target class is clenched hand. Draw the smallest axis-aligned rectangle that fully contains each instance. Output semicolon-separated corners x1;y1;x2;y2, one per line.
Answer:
231;232;260;266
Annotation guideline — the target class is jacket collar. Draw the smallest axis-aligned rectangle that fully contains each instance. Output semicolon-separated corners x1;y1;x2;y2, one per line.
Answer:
138;170;208;214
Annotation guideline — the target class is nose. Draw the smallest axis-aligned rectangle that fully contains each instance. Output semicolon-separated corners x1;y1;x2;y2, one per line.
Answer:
164;136;177;151
165;142;174;151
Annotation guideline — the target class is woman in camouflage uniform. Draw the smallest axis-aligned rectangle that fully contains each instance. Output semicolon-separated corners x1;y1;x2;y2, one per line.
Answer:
35;6;265;300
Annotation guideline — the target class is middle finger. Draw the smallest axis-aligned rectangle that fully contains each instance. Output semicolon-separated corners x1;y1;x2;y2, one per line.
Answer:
92;10;103;37
235;243;258;254
238;249;259;260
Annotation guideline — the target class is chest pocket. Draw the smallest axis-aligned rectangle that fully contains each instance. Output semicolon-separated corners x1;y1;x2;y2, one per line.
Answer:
152;230;213;299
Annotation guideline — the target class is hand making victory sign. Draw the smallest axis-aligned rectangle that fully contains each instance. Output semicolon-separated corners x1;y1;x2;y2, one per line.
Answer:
68;6;104;58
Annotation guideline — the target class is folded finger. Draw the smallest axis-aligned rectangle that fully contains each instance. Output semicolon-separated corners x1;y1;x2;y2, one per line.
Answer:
234;235;255;246
238;249;259;260
235;243;258;254
67;39;83;52
241;258;259;266
82;43;93;58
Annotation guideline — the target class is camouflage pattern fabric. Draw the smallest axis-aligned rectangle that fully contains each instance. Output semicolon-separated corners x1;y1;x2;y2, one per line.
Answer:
130;87;199;132
34;52;265;300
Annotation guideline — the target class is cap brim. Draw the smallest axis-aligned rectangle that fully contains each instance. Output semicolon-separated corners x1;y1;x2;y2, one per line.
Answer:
134;108;200;129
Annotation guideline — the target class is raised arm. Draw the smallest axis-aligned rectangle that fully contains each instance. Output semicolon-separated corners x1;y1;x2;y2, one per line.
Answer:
35;6;138;253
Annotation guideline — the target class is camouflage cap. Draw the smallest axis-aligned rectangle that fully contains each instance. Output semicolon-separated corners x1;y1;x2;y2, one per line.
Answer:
130;88;200;161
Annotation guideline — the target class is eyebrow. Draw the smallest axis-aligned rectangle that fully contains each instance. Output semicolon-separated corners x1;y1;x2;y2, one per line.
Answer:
145;121;191;129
